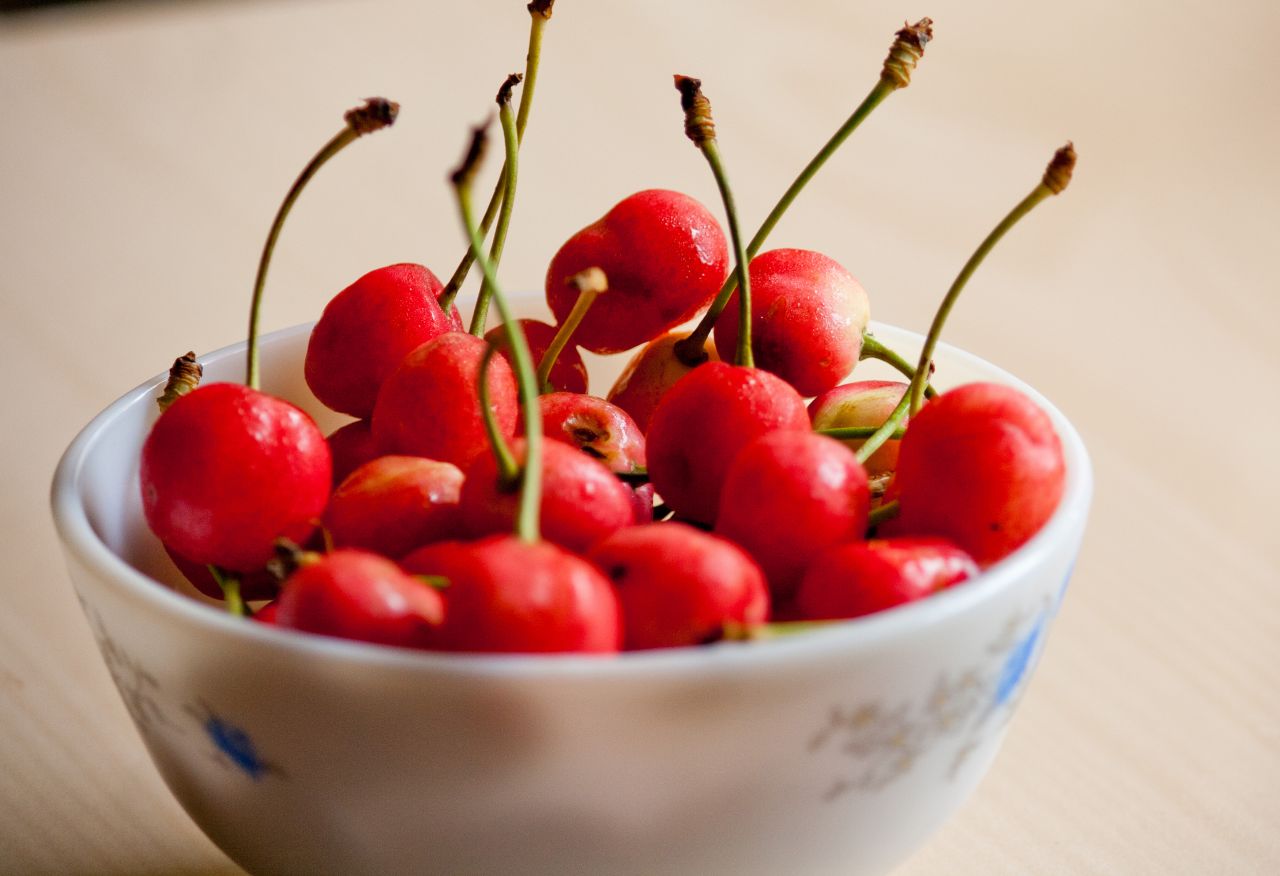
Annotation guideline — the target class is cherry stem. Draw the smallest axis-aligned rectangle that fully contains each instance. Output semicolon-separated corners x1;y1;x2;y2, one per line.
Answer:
614;468;649;486
453;121;544;544
207;565;248;617
478;343;521;485
268;538;321;582
673;20;933;368
439;5;552;311
468;74;525;334
245;98;399;389
906;142;1077;415
867;500;900;528
416;574;452;591
855;142;1077;464
675;76;753;367
537;267;606;391
859;335;937;399
708;139;753;368
673;83;890;364
156;351;202;411
815;424;907;440
723;619;834;641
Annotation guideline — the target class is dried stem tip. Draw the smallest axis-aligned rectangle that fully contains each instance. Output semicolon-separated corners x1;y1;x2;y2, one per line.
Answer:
267;538;319;581
674;75;716;146
1043;141;1077;194
156;351;202;411
344;97;400;136
880;18;933;89
527;0;554;19
496;73;524;106
567;266;608;296
450;120;491;187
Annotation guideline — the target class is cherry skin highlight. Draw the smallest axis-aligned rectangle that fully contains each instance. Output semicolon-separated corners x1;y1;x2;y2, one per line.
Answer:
485;318;588;395
606;331;718;434
715;431;870;602
590;523;769;650
274;549;445;648
713;249;870;397
892;382;1066;566
795;537;978;620
535;392;645;473
459;438;635;553
140;382;331;572
324;455;465;559
809;380;909;477
546;190;729;354
646;362;809;524
305;263;464;418
371;332;518;469
401;536;621;654
326;419;379;486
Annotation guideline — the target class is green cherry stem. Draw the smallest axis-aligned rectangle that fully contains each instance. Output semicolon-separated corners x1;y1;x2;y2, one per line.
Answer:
208;565;249;618
439;1;554;311
815;424;907;440
452;121;543;544
867;500;901;528
246;98;399;389
673;19;933;367
416;574;452;591
906;143;1078;414
537;267;607;391
675;75;753;368
468;74;525;335
723;619;836;641
478;343;521;485
854;142;1078;465
859;335;937;399
613;468;649;486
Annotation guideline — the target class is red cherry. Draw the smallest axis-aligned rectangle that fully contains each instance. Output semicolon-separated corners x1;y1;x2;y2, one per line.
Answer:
646;362;809;524
274;549;444;648
606;331;718;434
305;263;464;418
546;190;729;354
401;536;621;653
164;542;279;602
323;455;464;559
326;419;379;486
795;537;978;620
535;392;645;473
715;431;870;602
459;438;634;553
371;332;518;469
253;600;280;624
628;483;656;524
140;383;331;572
712;249;870;397
893;382;1066;566
589;523;769;650
808;380;909;477
485;319;588;395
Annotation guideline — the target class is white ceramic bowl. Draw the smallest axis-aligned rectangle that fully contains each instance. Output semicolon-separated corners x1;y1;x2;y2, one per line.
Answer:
52;309;1091;876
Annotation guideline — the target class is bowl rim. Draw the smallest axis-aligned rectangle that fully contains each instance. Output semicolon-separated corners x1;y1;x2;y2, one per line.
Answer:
51;319;1092;680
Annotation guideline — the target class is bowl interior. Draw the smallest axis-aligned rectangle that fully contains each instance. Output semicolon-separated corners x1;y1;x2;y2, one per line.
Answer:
53;298;1092;672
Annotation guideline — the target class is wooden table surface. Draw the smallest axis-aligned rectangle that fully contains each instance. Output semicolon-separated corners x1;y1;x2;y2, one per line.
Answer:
3;0;1277;873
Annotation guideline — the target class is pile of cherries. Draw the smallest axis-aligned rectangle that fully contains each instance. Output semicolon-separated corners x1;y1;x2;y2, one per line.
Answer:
138;10;1075;654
